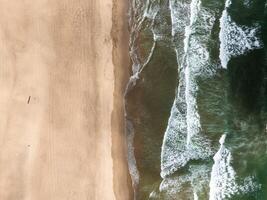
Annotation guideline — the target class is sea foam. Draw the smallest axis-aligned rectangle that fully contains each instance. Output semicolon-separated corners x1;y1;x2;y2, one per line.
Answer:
161;0;215;178
209;134;239;200
209;134;261;200
160;164;210;199
219;0;263;68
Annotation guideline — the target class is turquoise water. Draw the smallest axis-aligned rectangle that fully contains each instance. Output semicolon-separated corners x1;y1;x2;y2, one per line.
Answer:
126;0;267;199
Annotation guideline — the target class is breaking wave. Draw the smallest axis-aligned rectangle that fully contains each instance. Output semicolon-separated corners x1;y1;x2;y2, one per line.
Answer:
209;134;261;200
161;0;216;178
219;0;263;68
126;0;266;198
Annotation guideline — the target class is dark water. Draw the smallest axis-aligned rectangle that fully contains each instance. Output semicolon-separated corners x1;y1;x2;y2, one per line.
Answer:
126;0;267;199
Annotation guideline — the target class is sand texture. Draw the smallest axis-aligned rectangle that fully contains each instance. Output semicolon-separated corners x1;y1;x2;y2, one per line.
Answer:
0;0;132;199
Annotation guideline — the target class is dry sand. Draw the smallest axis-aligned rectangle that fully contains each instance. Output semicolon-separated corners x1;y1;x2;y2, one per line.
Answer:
0;0;132;199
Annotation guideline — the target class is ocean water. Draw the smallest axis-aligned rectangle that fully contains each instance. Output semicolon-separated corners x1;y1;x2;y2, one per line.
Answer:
125;0;267;199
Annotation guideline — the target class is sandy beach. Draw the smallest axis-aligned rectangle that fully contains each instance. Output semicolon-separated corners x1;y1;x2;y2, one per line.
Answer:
0;0;132;199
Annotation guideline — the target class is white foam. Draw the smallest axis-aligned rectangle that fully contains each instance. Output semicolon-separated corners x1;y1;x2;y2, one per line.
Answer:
169;0;191;37
194;192;199;200
148;191;159;199
161;0;215;178
209;134;238;200
219;134;226;144
219;0;263;68
184;0;201;146
160;164;210;199
209;134;261;200
143;0;160;19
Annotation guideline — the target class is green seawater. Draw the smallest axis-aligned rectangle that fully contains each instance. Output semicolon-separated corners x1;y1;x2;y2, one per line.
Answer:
126;0;267;199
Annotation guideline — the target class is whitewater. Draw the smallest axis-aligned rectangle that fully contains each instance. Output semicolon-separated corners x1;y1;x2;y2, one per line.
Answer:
162;0;263;198
126;0;266;199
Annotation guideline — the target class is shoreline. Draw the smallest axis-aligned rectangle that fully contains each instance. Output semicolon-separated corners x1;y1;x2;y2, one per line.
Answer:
111;0;134;199
0;0;132;199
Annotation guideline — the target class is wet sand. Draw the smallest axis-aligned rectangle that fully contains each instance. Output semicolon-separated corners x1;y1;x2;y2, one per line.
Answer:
0;0;132;199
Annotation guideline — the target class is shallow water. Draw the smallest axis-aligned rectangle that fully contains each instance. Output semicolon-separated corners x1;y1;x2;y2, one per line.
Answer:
126;0;267;199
